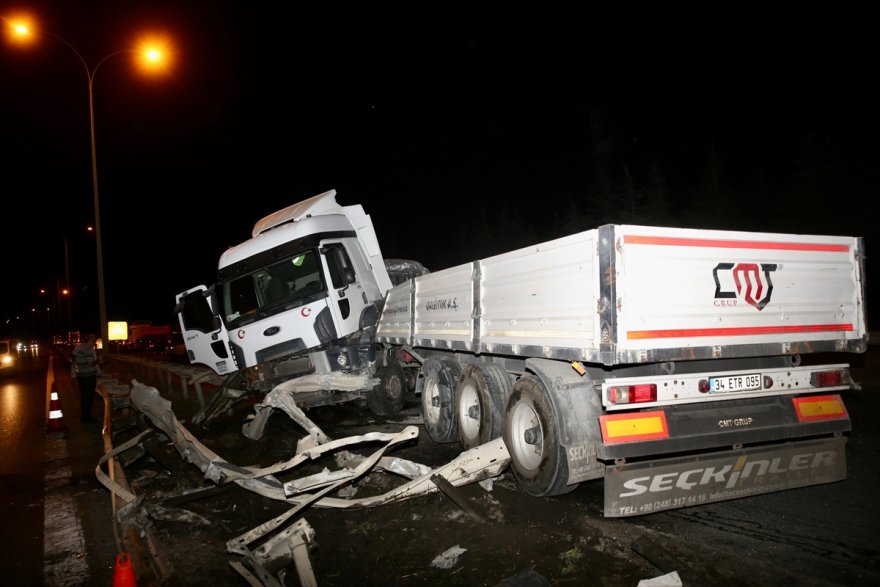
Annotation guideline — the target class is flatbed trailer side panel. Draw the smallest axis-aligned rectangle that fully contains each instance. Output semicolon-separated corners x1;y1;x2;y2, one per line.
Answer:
378;230;603;362
412;262;475;351
377;225;867;364
477;230;599;356
614;225;867;360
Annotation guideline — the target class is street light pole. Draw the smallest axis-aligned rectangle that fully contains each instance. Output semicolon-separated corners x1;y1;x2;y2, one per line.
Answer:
3;16;169;351
63;235;71;337
52;43;134;352
86;52;110;351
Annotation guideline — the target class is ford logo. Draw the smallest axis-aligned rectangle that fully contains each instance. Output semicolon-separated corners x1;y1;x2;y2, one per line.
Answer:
263;326;281;336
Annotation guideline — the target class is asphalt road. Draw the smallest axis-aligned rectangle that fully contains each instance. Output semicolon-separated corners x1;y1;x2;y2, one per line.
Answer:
0;348;118;586
0;348;46;585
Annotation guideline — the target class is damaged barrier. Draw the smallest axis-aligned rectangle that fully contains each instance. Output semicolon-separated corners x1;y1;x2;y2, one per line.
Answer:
96;379;510;585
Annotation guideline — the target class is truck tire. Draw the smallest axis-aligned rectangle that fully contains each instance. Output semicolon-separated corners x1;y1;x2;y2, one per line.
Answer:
503;374;574;497
367;362;407;416
455;364;512;449
417;358;462;443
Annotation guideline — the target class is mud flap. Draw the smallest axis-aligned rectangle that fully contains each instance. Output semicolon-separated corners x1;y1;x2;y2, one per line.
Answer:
524;358;605;484
604;436;847;517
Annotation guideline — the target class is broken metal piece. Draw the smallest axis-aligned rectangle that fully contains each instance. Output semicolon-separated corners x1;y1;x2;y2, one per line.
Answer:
95;428;155;504
284;467;356;495
242;371;376;441
334;437;510;508
230;518;318;587
145;504;213;526
129;381;510;509
233;430;422;488
125;380;513;585
192;370;248;425
229;426;420;555
242;383;330;443
255;518;318;587
430;473;486;522
335;451;432;480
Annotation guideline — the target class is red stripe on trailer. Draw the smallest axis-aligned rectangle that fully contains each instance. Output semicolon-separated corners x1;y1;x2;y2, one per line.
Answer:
628;323;853;340
623;235;850;252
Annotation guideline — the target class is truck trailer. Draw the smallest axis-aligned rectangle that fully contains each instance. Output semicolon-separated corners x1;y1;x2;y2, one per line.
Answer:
176;189;867;516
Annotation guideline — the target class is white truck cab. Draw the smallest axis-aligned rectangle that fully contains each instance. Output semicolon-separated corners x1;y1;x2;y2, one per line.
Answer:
175;190;392;385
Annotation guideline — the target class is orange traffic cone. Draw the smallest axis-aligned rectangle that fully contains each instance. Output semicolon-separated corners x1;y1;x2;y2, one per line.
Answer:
47;382;65;430
112;552;137;587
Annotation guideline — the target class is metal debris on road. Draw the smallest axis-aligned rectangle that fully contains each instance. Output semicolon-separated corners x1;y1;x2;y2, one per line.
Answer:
108;380;511;586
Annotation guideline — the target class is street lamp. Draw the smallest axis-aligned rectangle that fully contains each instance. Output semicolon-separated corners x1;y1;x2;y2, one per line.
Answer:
2;13;170;350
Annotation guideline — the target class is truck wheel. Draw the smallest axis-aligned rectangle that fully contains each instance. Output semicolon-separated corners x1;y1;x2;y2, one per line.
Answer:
417;358;461;443
367;362;407;416
503;374;574;497
455;364;512;449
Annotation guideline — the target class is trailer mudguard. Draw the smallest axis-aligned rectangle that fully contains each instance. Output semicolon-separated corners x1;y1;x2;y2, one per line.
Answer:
524;358;605;483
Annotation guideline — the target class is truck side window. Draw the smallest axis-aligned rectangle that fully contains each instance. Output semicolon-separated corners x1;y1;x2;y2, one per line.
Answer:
180;290;217;333
227;275;259;319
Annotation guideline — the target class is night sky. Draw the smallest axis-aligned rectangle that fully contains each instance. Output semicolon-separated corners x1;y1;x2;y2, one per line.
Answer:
2;2;878;338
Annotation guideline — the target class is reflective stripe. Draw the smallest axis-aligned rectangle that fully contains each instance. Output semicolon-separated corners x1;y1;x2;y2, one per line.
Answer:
600;411;669;444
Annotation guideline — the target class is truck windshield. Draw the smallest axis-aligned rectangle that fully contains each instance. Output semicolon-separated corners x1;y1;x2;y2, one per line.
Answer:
221;249;324;324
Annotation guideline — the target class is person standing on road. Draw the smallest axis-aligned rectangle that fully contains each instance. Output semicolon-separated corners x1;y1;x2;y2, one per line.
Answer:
71;334;101;423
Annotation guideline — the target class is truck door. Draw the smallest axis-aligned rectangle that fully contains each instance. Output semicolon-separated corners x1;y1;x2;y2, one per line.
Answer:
174;285;236;375
319;241;371;340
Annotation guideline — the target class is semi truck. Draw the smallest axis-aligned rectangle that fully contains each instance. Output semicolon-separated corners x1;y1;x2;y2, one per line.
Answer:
176;189;867;516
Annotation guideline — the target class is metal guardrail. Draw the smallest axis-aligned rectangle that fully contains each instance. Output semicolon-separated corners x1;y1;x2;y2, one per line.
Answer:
90;354;227;584
104;354;226;410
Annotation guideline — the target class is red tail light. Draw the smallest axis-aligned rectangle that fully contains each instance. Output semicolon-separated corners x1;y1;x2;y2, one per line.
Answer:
811;370;844;387
608;383;657;404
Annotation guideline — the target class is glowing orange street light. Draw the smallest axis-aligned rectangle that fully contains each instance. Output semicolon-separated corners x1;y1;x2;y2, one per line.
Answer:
2;13;173;348
0;13;33;42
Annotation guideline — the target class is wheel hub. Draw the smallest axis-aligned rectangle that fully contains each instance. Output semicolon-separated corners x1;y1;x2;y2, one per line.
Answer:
510;402;543;470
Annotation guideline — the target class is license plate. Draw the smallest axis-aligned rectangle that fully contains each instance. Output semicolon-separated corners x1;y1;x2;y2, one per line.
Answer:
710;373;761;393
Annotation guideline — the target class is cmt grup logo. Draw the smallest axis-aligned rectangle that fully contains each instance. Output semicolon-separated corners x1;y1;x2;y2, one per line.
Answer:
713;263;778;310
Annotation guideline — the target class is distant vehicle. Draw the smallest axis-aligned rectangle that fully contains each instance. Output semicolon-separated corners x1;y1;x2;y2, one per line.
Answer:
0;340;15;373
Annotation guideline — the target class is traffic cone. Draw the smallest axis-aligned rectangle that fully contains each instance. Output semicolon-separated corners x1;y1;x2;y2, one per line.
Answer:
47;382;65;430
112;552;137;587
